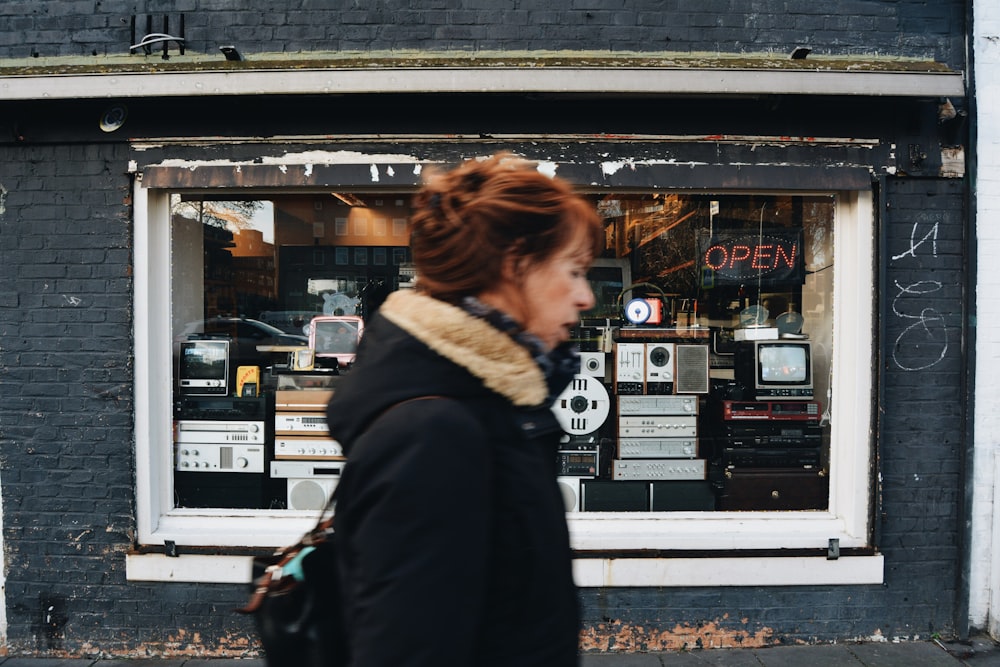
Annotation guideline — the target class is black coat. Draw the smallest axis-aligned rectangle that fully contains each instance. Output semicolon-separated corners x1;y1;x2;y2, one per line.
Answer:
326;290;580;667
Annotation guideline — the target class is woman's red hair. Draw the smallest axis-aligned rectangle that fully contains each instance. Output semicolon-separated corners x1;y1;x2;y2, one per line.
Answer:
409;153;603;303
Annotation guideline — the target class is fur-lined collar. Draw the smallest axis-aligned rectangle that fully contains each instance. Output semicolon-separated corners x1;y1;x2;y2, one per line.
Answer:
378;290;548;406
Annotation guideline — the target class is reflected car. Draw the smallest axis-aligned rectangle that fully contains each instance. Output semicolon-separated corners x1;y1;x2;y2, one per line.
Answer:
176;317;308;370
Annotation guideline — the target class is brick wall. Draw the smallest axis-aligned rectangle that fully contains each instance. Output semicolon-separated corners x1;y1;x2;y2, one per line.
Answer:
0;1;966;69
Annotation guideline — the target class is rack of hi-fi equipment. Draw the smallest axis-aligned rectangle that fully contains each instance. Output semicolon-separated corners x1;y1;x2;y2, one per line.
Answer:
709;334;829;511
554;322;716;513
174;332;348;510
173;393;282;509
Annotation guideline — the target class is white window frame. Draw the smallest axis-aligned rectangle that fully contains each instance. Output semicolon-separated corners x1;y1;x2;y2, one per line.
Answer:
131;176;881;585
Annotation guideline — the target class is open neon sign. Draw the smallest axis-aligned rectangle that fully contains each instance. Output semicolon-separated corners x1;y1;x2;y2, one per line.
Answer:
698;229;804;285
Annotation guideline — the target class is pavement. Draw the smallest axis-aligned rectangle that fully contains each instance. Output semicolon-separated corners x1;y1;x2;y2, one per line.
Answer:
0;636;998;666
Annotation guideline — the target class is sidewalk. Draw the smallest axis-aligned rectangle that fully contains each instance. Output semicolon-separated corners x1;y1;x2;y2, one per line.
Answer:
0;636;997;666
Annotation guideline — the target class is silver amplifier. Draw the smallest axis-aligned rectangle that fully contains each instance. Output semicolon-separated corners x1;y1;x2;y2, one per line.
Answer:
612;458;706;481
275;437;345;460
275;412;330;435
618;415;698;438
618;395;698;416
175;443;265;473
175;420;265;444
618;438;698;459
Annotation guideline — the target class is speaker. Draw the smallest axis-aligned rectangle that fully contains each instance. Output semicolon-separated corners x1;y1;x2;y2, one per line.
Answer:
286;477;338;511
579;351;607;379
675;344;710;394
580;480;649;511
650;480;716;511
557;476;592;512
645;343;674;382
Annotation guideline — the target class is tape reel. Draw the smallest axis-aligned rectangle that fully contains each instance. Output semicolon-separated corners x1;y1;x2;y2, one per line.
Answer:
552;374;611;436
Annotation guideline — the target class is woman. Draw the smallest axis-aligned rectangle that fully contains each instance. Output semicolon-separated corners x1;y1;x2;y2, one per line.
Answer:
326;153;603;666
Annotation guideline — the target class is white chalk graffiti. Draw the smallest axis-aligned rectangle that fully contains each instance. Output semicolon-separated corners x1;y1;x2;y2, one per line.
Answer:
890;220;950;371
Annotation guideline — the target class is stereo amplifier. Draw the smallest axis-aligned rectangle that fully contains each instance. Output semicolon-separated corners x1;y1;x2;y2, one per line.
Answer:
618;395;698;416
618;437;698;459
618;415;697;438
275;437;345;460
612;458;706;481
175;442;265;473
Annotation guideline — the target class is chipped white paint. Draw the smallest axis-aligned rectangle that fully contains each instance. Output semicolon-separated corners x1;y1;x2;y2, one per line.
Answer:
370;164;380;182
536;161;558;178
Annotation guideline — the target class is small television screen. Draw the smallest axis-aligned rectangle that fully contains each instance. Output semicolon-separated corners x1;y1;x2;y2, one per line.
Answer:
309;315;364;367
759;344;809;383
179;340;230;395
734;340;813;399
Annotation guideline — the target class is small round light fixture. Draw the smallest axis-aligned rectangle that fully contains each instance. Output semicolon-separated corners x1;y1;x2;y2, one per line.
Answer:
99;105;128;133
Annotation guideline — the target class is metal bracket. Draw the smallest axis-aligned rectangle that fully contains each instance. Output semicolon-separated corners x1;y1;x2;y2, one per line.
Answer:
827;538;840;560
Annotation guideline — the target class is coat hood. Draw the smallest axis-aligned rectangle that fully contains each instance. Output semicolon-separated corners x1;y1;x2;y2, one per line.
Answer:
326;290;550;451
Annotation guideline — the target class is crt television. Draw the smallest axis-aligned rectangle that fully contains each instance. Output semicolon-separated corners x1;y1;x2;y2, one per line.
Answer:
309;315;364;368
178;339;230;396
734;339;813;400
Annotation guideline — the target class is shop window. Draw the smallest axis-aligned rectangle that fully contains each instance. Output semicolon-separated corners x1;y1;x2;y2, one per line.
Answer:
133;165;874;569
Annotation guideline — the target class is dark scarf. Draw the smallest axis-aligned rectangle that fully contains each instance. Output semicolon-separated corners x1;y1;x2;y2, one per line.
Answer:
460;296;580;404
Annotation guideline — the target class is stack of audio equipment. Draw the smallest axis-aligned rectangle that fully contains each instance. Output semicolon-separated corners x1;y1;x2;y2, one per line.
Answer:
270;387;345;510
576;329;715;512
173;395;276;509
551;371;610;512
717;399;828;510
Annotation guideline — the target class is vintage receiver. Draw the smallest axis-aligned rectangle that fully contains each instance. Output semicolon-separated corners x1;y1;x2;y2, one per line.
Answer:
618;395;697;416
723;447;821;469
275;412;330;436
618;415;698;438
725;424;823;448
175;420;265;444
275;437;345;460
618;437;698;459
556;449;599;476
175;442;265;473
612;458;707;481
723;400;822;421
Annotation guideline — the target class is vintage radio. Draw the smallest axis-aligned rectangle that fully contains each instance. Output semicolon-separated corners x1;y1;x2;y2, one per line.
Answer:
275;412;330;436
271;459;345;511
174;420;266;444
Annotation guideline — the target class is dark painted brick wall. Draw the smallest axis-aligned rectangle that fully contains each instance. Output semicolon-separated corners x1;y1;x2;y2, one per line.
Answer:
0;0;966;70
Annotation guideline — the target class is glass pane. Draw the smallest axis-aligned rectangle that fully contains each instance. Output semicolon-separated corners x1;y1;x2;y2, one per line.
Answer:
167;191;834;513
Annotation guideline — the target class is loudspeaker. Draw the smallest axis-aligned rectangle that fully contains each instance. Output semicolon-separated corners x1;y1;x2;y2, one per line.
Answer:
650;480;716;511
557;476;592;512
675;344;710;394
580;480;649;511
645;343;675;382
286;477;338;511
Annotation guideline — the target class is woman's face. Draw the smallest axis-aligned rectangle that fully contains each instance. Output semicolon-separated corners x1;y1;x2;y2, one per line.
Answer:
482;234;596;351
